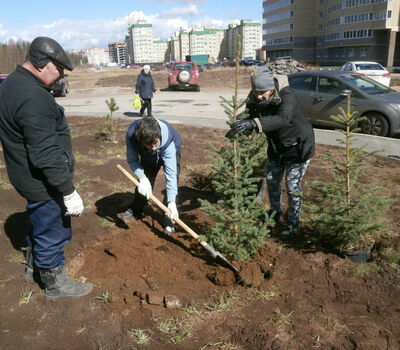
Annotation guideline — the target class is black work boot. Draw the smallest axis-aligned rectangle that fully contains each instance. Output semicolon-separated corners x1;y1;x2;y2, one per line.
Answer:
39;265;93;300
279;222;299;239
22;246;37;283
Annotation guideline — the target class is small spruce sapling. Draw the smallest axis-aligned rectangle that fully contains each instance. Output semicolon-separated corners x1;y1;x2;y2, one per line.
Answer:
198;37;272;261
96;98;119;142
305;92;392;251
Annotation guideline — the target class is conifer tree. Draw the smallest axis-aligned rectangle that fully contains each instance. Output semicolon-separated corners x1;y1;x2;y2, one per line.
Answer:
305;92;392;250
198;37;272;261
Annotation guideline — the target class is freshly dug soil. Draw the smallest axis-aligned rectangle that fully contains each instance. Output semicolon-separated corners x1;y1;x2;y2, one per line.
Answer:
0;116;400;350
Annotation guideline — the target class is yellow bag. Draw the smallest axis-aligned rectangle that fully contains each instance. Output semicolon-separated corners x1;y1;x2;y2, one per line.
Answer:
133;94;141;109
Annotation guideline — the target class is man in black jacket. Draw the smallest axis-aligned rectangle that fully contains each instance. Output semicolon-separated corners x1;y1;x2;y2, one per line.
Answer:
0;37;92;299
226;66;315;238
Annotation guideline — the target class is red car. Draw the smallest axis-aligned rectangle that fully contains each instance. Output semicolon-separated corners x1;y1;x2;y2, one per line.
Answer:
0;74;8;86
168;62;200;91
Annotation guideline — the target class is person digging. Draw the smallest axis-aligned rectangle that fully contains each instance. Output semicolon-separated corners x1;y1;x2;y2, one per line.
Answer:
121;117;181;234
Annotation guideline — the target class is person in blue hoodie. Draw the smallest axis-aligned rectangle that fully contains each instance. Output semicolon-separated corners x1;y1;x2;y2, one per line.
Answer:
121;117;181;234
136;65;156;117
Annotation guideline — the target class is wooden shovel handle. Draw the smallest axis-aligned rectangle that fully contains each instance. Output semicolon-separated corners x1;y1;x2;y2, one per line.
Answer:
116;164;206;247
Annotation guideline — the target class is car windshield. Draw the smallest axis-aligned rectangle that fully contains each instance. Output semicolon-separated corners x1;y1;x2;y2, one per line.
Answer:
174;63;195;71
340;74;392;95
355;63;384;71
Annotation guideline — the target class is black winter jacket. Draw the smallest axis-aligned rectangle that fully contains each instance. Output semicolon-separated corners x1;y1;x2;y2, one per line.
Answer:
135;70;155;99
0;65;75;201
246;75;315;163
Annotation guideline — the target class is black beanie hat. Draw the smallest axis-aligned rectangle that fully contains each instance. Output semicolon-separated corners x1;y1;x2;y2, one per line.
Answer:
28;36;73;71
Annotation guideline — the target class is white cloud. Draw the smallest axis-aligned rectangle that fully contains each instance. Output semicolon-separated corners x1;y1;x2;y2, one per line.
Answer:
158;4;201;18
153;0;205;3
0;6;239;50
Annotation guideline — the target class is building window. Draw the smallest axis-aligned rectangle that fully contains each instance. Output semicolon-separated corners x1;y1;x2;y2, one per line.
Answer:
320;0;324;4
388;10;392;18
361;47;368;56
318;25;323;32
319;12;323;19
349;48;355;57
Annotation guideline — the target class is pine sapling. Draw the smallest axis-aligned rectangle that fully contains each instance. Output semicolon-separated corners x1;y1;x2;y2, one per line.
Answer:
199;36;272;261
305;92;392;251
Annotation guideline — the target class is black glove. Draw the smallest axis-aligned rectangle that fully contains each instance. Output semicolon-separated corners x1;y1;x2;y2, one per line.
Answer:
225;119;257;138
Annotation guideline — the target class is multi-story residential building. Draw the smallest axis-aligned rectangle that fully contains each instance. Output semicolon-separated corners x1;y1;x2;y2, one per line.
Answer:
188;27;226;61
179;30;190;62
128;20;153;64
124;20;262;64
168;34;180;62
108;42;126;65
152;39;168;63
263;0;400;67
84;48;111;66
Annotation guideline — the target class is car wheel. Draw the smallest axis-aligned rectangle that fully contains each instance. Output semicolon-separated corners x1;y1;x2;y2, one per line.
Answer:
195;85;200;92
359;112;389;137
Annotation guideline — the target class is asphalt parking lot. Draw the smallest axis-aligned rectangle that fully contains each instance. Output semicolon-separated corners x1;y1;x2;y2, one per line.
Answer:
58;86;400;159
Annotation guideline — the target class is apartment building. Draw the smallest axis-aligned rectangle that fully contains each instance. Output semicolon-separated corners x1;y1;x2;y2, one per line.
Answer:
84;48;111;66
124;20;262;64
172;21;262;62
263;0;400;66
128;20;154;64
108;42;126;65
188;27;226;61
152;39;168;63
226;20;263;60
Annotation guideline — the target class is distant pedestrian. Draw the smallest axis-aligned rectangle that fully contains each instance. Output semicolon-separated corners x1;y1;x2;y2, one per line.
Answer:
136;65;156;117
0;36;92;299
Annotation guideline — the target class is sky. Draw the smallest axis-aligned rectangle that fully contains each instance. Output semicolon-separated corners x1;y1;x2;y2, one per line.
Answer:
0;0;262;50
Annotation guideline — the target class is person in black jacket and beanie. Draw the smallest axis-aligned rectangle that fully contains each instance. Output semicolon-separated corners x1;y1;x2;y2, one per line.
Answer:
136;65;156;117
226;66;315;238
0;37;92;299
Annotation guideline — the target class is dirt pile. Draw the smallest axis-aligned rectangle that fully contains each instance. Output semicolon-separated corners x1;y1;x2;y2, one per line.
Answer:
0;117;400;349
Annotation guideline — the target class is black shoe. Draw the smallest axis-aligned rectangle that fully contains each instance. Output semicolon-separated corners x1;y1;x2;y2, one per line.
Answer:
163;225;176;235
279;223;299;239
163;214;176;234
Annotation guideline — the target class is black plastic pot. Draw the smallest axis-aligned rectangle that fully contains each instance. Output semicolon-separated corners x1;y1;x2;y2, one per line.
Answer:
343;250;371;263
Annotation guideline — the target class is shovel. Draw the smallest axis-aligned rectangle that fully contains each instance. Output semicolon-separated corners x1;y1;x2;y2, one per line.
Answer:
117;164;240;277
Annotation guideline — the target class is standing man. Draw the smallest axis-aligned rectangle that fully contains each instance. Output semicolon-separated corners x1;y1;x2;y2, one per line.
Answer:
226;66;315;238
136;65;156;117
121;117;181;234
0;36;92;299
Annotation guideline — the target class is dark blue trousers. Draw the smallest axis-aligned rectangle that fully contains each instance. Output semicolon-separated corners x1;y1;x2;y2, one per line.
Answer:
26;199;72;269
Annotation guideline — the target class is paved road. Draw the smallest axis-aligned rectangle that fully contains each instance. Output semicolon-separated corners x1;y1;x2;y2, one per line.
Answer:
58;87;400;159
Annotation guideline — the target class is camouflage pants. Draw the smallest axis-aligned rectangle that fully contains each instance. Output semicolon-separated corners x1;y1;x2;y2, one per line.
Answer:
265;158;311;227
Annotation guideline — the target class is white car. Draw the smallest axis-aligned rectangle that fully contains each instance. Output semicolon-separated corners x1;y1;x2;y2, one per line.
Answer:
339;61;391;87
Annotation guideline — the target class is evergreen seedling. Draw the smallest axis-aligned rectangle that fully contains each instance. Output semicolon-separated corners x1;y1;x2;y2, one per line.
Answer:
199;37;272;261
305;92;392;251
96;98;119;141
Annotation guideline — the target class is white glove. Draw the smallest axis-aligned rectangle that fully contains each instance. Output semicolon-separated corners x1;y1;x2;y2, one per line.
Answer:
138;176;152;199
63;190;84;216
167;201;179;220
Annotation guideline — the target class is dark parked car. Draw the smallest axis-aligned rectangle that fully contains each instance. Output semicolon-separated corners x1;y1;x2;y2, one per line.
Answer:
51;74;70;97
288;70;400;137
